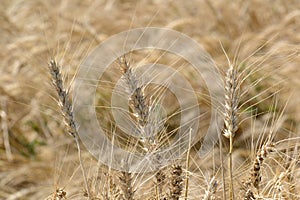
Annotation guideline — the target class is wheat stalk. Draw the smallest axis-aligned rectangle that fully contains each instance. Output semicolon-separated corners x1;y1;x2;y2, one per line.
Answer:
118;55;169;199
117;56;147;200
48;59;91;199
223;64;240;200
184;129;192;200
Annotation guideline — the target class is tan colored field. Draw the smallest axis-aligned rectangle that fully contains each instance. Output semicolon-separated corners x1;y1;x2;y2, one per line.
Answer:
1;0;300;199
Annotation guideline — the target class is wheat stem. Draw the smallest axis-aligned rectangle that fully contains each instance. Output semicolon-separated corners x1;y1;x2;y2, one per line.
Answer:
184;129;192;200
219;132;226;200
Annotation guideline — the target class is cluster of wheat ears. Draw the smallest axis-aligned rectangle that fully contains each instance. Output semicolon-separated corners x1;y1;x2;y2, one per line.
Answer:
46;51;298;200
1;0;300;200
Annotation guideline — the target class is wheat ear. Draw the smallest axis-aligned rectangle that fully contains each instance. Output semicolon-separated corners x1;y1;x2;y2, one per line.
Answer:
155;168;166;199
242;141;275;199
169;165;183;200
119;56;149;128
48;59;91;199
223;64;240;200
251;142;275;191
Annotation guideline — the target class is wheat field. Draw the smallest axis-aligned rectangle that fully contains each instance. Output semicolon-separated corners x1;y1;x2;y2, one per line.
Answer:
1;0;300;199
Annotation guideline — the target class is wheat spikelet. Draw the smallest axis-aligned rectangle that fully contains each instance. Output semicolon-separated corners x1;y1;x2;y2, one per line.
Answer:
284;153;298;200
283;143;299;199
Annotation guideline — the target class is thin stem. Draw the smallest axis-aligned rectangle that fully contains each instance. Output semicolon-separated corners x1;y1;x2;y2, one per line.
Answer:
184;129;192;200
229;135;234;200
75;137;91;199
219;132;226;200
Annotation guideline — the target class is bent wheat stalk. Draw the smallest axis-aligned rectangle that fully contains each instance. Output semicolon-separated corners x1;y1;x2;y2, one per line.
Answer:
48;59;91;199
